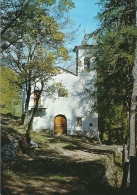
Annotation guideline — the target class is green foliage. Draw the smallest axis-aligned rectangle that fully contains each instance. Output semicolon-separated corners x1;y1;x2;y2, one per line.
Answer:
1;0;75;52
58;0;75;12
90;0;137;144
1;66;22;115
2;0;72;81
2;0;75;131
58;87;68;97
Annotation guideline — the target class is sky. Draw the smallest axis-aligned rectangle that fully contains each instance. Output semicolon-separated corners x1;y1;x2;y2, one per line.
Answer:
63;0;101;70
69;0;100;46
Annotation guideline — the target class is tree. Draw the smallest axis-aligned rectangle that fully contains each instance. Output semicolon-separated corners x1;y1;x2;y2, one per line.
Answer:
1;66;21;115
25;46;70;134
1;0;75;52
129;0;137;191
2;0;75;131
129;0;137;157
90;0;137;191
90;0;137;144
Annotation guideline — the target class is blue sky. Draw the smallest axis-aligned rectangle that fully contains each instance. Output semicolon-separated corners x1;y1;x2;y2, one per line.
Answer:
63;0;101;70
69;0;100;46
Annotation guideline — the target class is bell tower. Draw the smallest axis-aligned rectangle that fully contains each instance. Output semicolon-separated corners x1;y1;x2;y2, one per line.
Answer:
73;36;93;74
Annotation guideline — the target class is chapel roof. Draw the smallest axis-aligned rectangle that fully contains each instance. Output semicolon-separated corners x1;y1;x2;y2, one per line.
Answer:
73;44;93;52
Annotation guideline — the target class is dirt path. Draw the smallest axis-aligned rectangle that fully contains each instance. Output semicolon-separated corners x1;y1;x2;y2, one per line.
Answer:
1;115;123;195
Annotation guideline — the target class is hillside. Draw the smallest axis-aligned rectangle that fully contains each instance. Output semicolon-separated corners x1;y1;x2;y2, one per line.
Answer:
1;114;124;195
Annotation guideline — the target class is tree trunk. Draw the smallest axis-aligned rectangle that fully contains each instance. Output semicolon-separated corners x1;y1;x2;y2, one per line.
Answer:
127;109;130;137
129;3;137;191
129;50;137;193
121;144;130;191
135;108;137;154
21;79;31;125
129;81;136;157
26;80;44;135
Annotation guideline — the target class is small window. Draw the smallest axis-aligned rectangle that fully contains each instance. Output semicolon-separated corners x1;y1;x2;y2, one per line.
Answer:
84;57;90;69
89;123;93;127
90;57;95;68
34;90;40;106
58;88;68;97
77;117;82;127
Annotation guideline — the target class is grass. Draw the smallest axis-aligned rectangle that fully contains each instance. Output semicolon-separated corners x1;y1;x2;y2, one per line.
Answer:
1;114;124;195
3;169;15;178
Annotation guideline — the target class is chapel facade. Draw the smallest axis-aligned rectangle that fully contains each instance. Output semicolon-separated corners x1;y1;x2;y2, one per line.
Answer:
22;40;99;139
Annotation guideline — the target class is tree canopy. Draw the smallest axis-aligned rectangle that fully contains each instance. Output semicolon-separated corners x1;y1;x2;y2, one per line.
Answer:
1;0;74;52
1;66;21;115
1;0;75;126
90;0;137;144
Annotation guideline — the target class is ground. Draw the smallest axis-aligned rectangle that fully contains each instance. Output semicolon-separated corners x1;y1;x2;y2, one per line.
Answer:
1;114;124;195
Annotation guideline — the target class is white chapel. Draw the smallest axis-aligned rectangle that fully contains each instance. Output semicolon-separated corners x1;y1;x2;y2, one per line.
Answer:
22;40;99;139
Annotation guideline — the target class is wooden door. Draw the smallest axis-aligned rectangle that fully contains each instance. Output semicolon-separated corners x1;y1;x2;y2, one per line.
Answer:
54;115;67;134
34;90;40;106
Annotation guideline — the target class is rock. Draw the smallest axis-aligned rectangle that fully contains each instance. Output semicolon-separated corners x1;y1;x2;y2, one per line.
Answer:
1;138;20;161
2;143;17;161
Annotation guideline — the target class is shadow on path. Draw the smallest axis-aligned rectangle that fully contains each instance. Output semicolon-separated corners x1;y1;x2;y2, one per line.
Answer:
1;114;123;195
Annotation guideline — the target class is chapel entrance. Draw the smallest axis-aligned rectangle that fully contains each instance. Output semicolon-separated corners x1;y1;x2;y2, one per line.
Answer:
54;115;67;135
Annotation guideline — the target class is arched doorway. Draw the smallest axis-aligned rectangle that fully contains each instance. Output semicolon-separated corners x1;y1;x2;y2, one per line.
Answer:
54;115;67;134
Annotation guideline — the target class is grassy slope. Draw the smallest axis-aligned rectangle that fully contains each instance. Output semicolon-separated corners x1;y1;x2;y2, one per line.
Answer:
1;114;123;195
